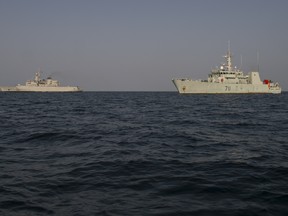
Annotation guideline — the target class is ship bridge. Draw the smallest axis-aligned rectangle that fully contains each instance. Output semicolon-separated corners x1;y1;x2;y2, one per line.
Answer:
208;49;247;84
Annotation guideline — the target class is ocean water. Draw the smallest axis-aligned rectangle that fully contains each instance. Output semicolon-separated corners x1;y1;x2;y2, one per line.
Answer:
0;92;288;216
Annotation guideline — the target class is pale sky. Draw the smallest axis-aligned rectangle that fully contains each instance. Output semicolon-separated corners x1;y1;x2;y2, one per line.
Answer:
1;0;287;91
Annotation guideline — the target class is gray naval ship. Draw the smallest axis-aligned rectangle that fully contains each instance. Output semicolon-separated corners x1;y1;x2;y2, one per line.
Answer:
1;70;81;92
172;46;281;94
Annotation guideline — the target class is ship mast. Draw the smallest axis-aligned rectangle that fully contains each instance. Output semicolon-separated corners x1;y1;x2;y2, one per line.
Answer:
35;68;41;82
257;51;260;72
226;41;232;71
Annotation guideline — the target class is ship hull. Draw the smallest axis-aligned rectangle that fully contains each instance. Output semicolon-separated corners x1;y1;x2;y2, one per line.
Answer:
15;85;81;92
172;79;281;94
0;86;18;92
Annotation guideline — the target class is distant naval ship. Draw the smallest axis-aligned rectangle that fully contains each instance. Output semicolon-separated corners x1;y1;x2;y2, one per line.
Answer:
1;70;81;92
172;46;281;94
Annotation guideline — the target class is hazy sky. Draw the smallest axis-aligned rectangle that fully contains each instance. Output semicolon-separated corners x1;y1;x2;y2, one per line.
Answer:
1;0;288;91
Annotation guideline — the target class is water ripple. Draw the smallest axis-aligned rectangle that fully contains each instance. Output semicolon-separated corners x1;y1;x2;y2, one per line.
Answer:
0;92;288;215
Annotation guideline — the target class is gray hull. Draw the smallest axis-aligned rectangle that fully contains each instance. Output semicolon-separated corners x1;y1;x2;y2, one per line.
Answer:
172;79;281;94
15;85;81;92
0;86;18;92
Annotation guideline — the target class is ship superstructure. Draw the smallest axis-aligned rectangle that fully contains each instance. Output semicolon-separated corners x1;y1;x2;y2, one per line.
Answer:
172;46;281;94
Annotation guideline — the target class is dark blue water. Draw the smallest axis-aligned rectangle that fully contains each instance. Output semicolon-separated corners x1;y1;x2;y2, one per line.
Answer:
1;92;288;216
